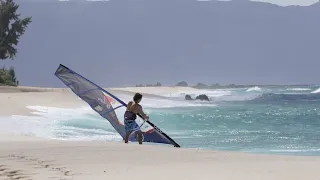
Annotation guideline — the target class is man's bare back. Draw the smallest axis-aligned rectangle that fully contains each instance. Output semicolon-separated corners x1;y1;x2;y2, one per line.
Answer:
127;101;148;120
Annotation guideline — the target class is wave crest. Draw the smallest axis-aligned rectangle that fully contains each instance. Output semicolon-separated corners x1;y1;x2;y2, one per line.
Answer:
311;88;320;94
250;93;320;102
246;86;262;92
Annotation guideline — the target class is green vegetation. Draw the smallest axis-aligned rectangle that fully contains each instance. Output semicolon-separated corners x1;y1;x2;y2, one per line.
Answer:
0;66;18;86
0;0;32;86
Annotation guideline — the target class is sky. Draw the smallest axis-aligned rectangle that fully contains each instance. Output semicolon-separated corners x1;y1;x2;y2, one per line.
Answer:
2;0;320;87
252;0;318;6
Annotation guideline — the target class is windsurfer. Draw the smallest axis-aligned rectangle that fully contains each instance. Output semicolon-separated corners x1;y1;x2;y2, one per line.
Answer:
124;93;149;144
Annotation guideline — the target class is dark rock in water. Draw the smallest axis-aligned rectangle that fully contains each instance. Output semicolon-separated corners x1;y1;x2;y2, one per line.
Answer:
195;94;209;101
185;94;209;101
185;94;193;100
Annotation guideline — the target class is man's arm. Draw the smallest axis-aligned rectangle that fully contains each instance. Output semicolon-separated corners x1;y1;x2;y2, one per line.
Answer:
137;105;149;120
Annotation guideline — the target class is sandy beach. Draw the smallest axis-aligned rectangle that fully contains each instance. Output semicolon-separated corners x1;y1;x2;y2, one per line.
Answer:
0;86;85;116
1;86;320;180
0;86;196;116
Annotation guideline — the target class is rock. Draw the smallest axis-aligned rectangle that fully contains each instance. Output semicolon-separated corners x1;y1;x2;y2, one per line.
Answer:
185;94;193;100
210;83;221;89
185;94;209;101
175;81;188;87
194;83;209;89
195;94;210;101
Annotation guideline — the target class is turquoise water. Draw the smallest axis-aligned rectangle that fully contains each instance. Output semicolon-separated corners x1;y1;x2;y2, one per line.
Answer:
2;86;320;156
145;86;320;156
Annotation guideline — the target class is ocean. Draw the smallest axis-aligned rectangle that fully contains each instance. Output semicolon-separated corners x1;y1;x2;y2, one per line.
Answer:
1;86;320;156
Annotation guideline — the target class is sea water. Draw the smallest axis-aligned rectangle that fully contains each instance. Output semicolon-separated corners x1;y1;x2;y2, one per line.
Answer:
1;86;320;156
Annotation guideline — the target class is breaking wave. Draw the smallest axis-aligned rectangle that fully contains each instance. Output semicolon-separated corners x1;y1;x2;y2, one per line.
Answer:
246;86;262;92
311;88;320;94
249;93;320;103
161;86;320;103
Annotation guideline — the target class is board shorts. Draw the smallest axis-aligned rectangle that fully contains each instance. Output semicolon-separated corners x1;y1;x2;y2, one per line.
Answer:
124;120;140;133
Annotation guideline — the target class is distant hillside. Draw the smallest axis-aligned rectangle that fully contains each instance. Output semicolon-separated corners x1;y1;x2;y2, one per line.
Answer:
9;0;320;87
175;81;188;87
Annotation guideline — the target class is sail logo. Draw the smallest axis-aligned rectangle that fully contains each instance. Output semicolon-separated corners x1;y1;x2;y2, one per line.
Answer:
97;97;110;108
105;95;116;104
97;97;106;104
102;92;116;104
97;95;115;109
97;95;117;119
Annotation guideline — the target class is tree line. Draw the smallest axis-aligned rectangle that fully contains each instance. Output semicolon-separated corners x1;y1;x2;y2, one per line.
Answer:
0;0;31;86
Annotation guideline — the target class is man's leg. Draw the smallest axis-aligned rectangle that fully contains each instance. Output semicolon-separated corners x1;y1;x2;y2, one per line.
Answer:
125;131;132;143
137;131;143;144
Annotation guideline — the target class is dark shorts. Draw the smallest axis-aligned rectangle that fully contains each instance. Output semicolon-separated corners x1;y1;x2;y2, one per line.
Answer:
124;120;140;133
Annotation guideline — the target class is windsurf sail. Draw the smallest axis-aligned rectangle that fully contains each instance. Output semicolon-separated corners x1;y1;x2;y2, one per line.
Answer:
54;64;180;147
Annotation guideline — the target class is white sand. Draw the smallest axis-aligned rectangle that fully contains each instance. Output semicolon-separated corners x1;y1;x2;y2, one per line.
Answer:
1;135;320;180
0;88;85;116
1;86;320;180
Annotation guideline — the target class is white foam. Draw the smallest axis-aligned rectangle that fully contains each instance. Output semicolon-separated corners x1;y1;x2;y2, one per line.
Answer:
246;86;262;92
27;105;93;117
287;88;311;91
146;88;264;102
0;106;122;141
270;149;320;153
311;88;320;94
142;97;216;108
163;89;232;98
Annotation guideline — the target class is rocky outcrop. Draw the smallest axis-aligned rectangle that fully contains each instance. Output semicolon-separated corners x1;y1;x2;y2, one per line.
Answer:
193;83;209;89
195;94;209;101
175;81;188;87
185;94;210;101
185;94;193;100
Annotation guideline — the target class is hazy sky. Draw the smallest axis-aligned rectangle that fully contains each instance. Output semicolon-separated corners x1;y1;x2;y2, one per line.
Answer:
212;0;317;6
2;0;320;87
252;0;318;6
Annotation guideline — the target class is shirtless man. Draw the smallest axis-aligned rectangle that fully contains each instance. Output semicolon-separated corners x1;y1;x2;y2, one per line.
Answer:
124;93;149;144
